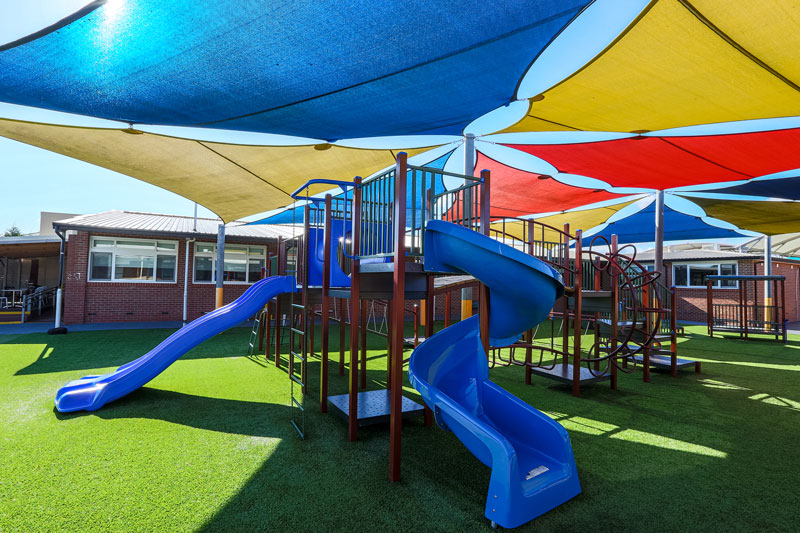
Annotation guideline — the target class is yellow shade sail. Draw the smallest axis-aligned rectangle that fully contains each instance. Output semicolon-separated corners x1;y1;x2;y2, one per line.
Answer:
0;118;435;222
691;197;800;236
504;0;800;133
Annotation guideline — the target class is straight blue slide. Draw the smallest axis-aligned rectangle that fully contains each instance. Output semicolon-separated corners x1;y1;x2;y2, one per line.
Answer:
55;275;297;413
409;221;580;528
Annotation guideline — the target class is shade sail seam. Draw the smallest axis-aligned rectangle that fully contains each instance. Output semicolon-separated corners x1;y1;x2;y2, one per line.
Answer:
656;137;754;180
0;1;106;52
195;140;294;198
521;113;583;132
189;7;583;130
677;0;800;94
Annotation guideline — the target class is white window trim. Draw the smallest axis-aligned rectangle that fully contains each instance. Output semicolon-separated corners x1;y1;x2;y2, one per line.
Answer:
88;236;178;283
192;243;267;285
672;261;739;289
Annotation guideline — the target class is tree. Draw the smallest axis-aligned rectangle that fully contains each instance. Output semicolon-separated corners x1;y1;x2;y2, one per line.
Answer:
3;226;22;237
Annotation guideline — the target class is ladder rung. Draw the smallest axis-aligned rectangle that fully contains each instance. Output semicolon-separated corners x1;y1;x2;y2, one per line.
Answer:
291;397;304;411
290;351;306;362
289;374;305;387
290;328;305;335
291;303;305;309
290;419;304;439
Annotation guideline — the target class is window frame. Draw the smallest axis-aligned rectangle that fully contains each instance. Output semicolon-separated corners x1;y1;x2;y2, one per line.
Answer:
192;243;267;284
671;261;739;289
88;236;178;283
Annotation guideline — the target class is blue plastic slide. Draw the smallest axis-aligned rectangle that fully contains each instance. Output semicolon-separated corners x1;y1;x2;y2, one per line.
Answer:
55;276;297;413
409;221;581;528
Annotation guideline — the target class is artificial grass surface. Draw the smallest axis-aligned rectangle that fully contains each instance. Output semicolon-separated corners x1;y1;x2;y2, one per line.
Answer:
1;323;799;531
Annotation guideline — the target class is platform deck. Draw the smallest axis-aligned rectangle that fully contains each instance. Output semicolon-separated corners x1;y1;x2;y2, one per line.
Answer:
327;389;424;427
528;363;611;385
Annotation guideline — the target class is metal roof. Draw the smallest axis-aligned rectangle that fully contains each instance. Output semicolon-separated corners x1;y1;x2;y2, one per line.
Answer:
53;210;299;240
637;249;772;262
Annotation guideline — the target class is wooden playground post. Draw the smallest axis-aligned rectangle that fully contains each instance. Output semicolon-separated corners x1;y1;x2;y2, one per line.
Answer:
780;278;787;343
572;229;582;397
386;304;393;389
389;153;408;482
320;194;332;412
348;177;362;442
413;304;420;347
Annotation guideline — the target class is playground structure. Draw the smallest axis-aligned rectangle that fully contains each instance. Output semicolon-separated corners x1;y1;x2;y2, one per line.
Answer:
54;152;701;528
707;274;787;343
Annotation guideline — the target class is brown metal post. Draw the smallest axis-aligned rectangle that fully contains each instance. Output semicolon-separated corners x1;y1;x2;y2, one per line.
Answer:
274;238;286;368
781;278;787;343
572;230;582;397
670;286;678;377
423;275;435;426
309;304;315;358
444;291;451;327
386;304;393;389
562;223;570;369
259;308;266;351
479;169;491;356
389;153;408;482
348;177;362;442
707;279;715;337
339;298;346;375
320;195;332;412
265;302;272;361
610;235;619;390
642;284;651;384
360;299;368;390
301;205;311;395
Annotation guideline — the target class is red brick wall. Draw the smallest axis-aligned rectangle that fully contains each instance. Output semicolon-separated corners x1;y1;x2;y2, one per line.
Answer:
64;231;276;324
754;261;800;322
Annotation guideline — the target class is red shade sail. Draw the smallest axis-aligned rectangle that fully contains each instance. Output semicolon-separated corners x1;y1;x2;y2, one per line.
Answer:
476;152;625;218
503;128;800;189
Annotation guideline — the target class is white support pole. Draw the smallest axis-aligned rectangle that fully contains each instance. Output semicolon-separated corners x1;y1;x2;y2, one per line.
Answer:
463;133;475;176
51;228;67;333
654;191;665;278
183;238;191;325
215;224;225;309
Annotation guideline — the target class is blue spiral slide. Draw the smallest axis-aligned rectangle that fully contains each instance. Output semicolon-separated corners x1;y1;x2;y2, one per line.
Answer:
409;221;580;528
54;276;297;413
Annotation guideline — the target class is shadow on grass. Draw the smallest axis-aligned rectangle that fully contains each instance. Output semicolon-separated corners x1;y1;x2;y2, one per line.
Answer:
11;327;255;376
55;388;292;438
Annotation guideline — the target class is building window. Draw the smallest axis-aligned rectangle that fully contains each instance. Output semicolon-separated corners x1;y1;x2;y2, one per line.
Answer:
672;262;738;288
193;243;266;284
88;237;178;282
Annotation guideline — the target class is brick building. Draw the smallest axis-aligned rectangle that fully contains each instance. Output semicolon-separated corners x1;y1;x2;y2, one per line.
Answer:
55;211;296;325
637;247;800;323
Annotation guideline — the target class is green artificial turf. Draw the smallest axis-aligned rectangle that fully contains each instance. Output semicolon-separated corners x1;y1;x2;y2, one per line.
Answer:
1;322;799;532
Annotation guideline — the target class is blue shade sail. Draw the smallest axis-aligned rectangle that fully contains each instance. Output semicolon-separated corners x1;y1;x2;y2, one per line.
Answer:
690;176;800;200
584;203;746;245
0;0;589;139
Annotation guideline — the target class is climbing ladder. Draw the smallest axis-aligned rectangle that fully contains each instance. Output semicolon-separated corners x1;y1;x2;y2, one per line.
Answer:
246;308;266;359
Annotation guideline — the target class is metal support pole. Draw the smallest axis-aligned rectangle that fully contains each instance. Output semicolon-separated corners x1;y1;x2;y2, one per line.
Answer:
49;228;67;334
215;224;225;308
321;195;332;412
654;191;665;278
182;238;191;325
